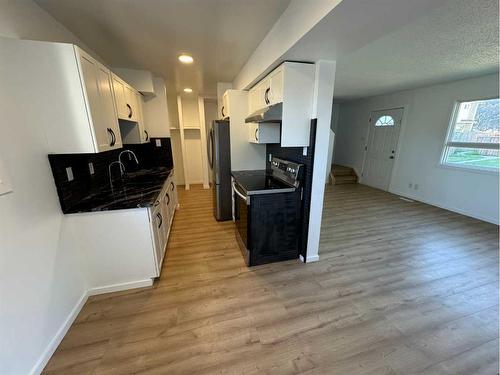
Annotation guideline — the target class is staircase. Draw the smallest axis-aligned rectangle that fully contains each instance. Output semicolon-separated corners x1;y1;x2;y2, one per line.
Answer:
330;164;358;185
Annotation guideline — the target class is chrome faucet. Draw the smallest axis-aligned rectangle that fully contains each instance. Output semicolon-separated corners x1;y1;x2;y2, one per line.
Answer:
108;161;125;190
118;150;139;172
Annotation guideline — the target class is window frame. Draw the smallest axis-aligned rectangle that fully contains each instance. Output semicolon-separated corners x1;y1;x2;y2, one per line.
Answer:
440;97;499;174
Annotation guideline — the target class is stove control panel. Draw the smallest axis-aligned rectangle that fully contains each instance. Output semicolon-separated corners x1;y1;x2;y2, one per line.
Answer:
270;157;303;188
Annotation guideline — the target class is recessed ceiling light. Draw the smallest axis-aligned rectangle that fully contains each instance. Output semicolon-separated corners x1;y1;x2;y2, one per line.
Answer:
183;88;193;93
178;54;194;64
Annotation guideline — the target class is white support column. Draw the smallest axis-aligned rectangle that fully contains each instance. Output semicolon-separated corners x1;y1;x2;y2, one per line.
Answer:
176;95;190;190
198;96;210;189
305;60;336;263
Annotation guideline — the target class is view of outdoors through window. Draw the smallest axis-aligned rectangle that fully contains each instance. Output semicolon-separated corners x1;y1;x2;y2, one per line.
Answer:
443;98;499;171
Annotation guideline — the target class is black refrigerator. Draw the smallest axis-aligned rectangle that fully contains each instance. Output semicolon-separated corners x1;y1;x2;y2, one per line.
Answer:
208;120;232;221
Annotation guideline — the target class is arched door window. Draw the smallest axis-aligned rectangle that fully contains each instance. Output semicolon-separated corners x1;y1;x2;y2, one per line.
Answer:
374;115;395;127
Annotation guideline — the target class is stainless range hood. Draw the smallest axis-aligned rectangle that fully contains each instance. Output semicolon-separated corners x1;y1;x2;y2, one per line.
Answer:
245;103;282;123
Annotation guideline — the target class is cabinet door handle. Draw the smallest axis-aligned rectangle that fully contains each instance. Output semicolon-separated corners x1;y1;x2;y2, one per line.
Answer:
166;193;170;205
126;103;133;118
144;130;149;141
264;87;270;105
110;129;116;146
157;212;163;228
254;128;259;142
221;106;225;118
107;128;115;146
170;181;174;190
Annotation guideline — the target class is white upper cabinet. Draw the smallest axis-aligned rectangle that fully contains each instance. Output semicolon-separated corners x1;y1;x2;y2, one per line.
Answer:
268;69;284;106
219;91;230;119
112;75;128;119
112;73;149;144
247;62;315;147
124;85;139;122
248;123;280;144
112;74;141;122
14;40;123;154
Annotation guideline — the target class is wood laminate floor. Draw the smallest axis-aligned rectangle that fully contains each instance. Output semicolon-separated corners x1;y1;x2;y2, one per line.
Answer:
43;184;499;374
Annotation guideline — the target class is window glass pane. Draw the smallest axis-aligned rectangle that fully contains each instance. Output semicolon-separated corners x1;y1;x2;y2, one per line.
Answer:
444;147;499;169
375;115;394;127
451;98;500;143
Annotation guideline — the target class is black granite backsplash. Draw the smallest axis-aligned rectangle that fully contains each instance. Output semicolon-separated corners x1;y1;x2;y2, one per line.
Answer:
266;120;317;260
48;138;173;213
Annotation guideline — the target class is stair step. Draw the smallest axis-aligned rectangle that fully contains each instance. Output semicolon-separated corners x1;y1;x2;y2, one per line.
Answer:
333;169;354;176
334;175;357;184
332;164;355;176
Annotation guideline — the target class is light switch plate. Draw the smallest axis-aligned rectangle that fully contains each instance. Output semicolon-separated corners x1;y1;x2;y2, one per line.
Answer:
66;167;74;182
155;139;162;147
0;157;13;196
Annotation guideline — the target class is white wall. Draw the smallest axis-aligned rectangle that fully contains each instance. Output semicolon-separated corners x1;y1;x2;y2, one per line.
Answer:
335;73;499;224
0;2;91;374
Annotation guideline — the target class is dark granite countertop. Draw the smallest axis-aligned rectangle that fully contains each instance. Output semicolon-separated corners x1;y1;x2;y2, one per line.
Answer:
64;167;173;214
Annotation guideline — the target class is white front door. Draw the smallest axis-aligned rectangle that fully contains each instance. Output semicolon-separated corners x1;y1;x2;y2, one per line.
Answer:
362;108;403;191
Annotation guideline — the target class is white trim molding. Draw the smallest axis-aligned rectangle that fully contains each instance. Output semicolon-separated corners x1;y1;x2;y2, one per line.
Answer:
88;279;153;296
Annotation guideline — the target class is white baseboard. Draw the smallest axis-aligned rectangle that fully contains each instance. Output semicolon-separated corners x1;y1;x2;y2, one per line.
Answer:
390;189;499;225
88;279;153;296
300;254;319;263
306;255;320;263
30;290;89;375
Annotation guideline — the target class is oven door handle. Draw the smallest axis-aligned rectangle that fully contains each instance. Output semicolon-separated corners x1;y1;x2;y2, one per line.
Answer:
233;183;250;205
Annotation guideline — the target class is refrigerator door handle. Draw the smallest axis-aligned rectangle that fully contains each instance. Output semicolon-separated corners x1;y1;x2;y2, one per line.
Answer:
208;129;214;169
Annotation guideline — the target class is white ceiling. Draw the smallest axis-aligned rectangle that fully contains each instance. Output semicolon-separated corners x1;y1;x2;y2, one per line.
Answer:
332;0;499;100
35;0;290;96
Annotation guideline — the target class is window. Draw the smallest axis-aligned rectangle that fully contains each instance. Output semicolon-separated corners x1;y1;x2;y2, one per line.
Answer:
441;98;499;172
375;115;395;127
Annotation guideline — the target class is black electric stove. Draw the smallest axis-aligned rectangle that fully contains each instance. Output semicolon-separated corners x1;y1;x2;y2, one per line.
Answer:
230;170;295;195
231;157;303;266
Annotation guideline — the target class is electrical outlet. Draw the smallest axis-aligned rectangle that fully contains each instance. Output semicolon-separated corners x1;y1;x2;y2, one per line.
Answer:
65;167;74;182
303;147;308;156
414;183;419;190
268;154;272;162
88;162;94;175
155;139;162;147
408;182;413;188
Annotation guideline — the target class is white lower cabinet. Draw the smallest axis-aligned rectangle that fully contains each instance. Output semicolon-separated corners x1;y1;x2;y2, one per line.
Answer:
66;173;179;294
248;123;280;144
149;173;178;275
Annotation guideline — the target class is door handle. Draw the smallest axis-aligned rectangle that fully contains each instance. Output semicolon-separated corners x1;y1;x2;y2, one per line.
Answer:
107;128;115;146
264;87;270;105
389;156;394;159
233;183;249;205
